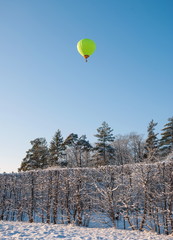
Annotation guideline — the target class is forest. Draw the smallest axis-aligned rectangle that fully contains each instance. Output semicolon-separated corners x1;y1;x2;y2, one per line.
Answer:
18;117;173;171
0;117;173;235
0;158;173;234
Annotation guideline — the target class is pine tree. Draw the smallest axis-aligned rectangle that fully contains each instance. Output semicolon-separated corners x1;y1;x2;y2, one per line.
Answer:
18;138;49;171
160;117;173;156
144;120;159;161
94;121;115;166
49;130;66;167
77;135;92;167
63;133;78;146
63;133;92;167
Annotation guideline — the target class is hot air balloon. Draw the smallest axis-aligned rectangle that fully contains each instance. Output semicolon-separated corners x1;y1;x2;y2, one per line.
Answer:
77;39;96;62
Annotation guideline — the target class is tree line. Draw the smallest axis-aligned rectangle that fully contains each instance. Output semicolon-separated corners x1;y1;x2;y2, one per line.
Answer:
1;160;173;234
18;117;173;171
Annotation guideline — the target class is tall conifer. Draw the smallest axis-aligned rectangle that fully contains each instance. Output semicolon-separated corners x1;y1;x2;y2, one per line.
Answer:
49;130;66;167
18;138;49;171
160;117;173;156
94;121;115;166
144;120;158;161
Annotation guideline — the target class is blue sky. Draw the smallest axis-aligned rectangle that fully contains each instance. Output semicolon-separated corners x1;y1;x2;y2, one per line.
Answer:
0;0;172;173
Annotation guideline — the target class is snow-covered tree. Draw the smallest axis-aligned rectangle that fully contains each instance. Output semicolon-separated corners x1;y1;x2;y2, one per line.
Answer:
18;138;49;171
94;121;115;166
128;133;145;163
112;135;132;165
1;160;173;234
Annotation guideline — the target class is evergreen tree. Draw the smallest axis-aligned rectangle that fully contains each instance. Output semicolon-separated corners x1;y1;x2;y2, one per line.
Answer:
64;133;92;167
94;121;115;166
144;120;159;161
77;135;92;167
49;130;66;167
160;117;173;156
18;138;49;171
64;133;78;146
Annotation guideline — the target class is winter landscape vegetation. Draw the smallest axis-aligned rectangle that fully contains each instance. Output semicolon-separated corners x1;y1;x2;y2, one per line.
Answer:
0;0;173;239
1;119;173;239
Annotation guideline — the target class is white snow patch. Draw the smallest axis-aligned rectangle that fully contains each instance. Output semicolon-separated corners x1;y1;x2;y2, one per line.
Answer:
0;221;173;240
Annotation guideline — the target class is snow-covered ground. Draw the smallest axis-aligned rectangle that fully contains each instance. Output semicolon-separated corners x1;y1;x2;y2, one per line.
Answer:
0;221;173;240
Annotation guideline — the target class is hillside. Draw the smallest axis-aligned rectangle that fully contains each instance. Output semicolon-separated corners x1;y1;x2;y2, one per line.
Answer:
0;154;173;235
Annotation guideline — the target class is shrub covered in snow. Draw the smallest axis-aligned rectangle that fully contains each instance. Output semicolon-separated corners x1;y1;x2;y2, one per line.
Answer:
0;161;173;235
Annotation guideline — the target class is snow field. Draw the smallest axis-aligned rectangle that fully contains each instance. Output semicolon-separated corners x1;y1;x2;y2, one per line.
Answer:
0;221;173;240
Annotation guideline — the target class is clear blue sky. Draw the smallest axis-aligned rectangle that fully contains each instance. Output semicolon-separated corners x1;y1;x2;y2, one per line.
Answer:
0;0;172;173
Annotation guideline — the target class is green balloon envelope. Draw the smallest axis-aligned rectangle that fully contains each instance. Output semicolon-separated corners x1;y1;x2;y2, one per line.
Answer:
77;39;96;57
